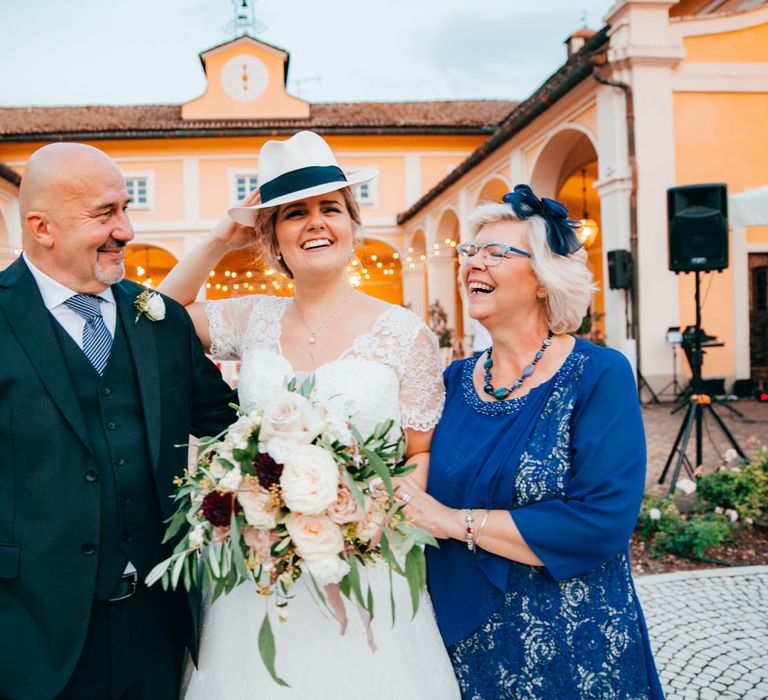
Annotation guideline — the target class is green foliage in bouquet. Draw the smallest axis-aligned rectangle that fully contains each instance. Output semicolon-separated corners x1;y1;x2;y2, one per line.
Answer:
636;449;768;560
146;377;438;686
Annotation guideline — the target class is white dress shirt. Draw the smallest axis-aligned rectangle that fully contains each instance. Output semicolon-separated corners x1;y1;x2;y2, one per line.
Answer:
23;252;116;345
24;253;135;576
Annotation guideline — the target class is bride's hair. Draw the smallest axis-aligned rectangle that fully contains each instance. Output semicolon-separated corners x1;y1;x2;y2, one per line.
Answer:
250;187;362;278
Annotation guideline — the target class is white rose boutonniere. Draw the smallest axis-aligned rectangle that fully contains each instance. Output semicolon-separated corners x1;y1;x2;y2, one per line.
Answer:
134;290;166;323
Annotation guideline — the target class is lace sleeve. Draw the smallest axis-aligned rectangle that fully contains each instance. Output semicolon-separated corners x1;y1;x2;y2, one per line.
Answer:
204;297;256;361
397;318;446;432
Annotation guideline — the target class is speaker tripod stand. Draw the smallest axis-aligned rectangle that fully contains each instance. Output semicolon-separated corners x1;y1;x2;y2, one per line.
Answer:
658;271;747;494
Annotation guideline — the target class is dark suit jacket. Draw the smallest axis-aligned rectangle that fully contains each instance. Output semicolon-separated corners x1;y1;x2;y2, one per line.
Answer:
0;257;237;700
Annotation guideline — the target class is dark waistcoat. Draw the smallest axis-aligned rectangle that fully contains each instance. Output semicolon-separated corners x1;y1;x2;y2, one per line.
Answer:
51;312;166;600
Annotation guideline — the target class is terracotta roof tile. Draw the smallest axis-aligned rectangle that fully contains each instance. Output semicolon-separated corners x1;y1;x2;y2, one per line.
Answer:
0;101;517;140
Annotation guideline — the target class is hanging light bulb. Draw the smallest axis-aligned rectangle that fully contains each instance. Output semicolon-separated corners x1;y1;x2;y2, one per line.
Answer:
577;168;599;249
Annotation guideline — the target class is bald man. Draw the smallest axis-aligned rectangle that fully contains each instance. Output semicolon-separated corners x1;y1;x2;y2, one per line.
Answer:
0;143;237;699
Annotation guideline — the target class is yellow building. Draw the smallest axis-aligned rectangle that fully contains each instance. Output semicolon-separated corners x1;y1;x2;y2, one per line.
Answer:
1;0;767;390
0;34;512;325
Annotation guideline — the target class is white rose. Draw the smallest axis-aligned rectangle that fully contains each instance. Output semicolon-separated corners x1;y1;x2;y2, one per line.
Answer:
264;437;298;465
285;513;344;562
209;458;227;480
218;467;242;492
279;445;339;514
226;415;257;449
675;478;697;495
260;390;325;446
321;405;354;445
238;484;277;529
723;448;738;463
188;524;205;548
305;557;351;586
146;293;166;321
648;508;661;521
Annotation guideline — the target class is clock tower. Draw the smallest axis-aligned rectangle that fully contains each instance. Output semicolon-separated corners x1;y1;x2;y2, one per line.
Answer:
182;35;310;120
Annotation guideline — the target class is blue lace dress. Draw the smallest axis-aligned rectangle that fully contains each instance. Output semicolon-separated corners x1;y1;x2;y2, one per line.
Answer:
427;339;664;700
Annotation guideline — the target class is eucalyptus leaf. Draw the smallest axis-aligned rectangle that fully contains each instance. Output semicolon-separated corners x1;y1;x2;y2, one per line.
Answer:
171;552;186;589
145;556;173;587
345;471;366;510
258;613;290;687
363;448;393;496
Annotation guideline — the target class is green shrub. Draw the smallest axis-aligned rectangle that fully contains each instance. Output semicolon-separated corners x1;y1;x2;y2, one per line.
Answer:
696;462;768;524
652;512;735;559
636;450;767;560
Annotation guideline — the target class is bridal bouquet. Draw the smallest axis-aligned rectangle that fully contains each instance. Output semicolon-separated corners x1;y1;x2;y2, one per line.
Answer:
146;378;436;686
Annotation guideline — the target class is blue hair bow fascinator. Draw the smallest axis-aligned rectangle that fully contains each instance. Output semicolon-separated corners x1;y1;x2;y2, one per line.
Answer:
502;184;583;256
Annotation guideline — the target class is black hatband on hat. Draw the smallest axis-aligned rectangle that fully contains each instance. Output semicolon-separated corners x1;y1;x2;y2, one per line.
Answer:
259;165;348;205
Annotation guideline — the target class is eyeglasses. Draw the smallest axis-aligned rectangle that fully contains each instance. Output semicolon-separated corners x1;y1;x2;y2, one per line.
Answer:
456;242;532;267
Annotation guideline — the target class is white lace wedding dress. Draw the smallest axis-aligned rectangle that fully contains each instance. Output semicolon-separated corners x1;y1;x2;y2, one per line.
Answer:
185;295;460;699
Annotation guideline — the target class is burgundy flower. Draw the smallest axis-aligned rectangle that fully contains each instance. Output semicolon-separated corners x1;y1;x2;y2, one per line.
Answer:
202;490;237;527
253;453;283;490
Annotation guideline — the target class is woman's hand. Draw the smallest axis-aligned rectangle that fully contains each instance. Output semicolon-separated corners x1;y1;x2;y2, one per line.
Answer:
395;475;463;540
209;188;261;252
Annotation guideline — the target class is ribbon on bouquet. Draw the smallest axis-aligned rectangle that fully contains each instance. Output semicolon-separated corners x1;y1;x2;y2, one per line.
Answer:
323;583;378;652
324;583;348;636
355;600;378;653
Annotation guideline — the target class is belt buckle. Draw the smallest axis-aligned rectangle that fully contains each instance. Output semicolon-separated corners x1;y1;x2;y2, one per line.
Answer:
108;571;138;602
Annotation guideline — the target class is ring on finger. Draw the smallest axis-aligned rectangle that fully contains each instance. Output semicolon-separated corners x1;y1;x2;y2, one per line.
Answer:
400;492;412;505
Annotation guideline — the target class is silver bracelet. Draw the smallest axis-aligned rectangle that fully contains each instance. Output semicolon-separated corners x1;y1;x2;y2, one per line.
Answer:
464;508;476;552
474;509;490;550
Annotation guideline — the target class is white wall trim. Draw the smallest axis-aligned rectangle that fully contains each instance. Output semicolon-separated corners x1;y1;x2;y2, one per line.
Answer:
672;62;768;92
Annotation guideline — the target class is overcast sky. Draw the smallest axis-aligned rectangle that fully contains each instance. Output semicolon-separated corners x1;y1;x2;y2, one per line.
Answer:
0;0;613;107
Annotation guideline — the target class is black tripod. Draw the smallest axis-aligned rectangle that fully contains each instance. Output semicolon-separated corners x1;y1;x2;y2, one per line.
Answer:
658;271;747;494
657;341;684;401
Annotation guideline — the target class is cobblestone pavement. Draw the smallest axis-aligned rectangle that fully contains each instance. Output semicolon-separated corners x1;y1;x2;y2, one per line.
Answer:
635;566;768;699
641;400;768;491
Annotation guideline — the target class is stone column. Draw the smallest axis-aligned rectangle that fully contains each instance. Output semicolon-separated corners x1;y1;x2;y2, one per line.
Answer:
604;0;685;388
402;262;427;321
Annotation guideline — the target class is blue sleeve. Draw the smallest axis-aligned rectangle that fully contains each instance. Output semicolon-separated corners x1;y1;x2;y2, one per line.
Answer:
511;349;646;581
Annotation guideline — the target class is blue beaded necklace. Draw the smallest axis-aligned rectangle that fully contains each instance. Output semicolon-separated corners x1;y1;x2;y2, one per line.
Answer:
483;330;554;400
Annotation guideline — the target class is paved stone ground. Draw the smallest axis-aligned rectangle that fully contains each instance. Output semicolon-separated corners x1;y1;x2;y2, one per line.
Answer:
637;402;768;698
641;399;768;492
636;566;768;699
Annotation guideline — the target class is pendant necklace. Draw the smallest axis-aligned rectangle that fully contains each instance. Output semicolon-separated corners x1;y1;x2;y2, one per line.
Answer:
294;288;354;345
483;330;554;400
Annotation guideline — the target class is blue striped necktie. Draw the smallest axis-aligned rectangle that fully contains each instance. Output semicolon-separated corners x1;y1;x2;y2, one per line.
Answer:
64;294;113;375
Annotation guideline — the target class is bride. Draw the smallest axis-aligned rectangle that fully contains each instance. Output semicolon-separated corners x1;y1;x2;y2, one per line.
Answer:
159;131;460;698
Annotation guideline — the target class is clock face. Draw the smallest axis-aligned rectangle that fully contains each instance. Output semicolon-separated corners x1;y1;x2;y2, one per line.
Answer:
221;55;269;102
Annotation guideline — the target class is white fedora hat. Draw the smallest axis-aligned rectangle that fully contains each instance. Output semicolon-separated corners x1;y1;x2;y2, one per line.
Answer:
228;130;378;226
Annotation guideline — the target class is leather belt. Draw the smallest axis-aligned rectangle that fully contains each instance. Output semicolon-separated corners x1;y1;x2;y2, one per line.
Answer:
107;571;139;602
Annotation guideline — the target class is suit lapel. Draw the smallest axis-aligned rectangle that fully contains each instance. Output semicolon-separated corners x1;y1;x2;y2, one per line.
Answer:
0;258;94;454
113;282;161;471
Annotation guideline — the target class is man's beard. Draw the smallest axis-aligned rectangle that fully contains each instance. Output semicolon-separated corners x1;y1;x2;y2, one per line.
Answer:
95;259;125;286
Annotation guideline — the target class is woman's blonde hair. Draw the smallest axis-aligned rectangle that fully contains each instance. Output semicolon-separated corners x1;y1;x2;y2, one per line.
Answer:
248;187;362;278
467;202;597;334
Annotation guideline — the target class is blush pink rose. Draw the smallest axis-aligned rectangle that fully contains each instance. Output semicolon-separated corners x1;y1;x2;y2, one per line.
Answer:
327;482;364;525
242;527;278;558
285;513;344;562
356;495;386;545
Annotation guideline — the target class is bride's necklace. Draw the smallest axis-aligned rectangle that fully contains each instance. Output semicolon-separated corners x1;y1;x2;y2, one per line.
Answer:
294;288;354;345
483;330;554;400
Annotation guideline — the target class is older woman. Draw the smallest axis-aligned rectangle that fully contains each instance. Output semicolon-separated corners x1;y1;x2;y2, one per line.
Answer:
397;185;663;699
